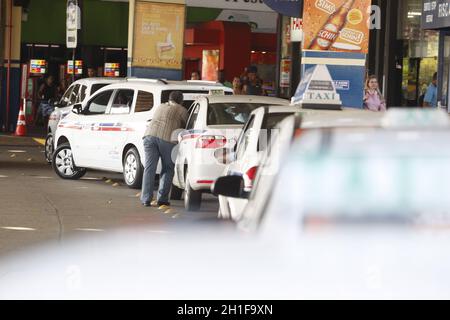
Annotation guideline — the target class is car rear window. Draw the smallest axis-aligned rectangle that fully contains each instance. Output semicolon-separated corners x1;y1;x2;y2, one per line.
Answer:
207;103;271;126
90;84;110;96
161;90;211;109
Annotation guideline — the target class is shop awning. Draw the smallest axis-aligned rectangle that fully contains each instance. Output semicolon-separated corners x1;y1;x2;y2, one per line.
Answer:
263;0;302;18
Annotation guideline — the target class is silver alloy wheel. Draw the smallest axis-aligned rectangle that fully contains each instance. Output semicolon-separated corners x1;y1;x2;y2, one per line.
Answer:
54;148;75;176
45;135;54;162
125;153;137;185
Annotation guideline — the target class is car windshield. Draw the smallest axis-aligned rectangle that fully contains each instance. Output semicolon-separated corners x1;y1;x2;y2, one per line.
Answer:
208;103;272;126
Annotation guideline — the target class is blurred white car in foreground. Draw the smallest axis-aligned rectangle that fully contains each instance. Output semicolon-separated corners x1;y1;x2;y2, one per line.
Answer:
216;107;384;221
3;124;450;299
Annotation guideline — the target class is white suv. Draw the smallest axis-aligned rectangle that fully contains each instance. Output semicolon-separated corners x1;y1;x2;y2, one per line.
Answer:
45;78;124;163
52;79;233;188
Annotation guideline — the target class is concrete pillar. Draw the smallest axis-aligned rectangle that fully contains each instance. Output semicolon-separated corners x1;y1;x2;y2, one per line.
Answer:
127;0;186;80
1;0;22;132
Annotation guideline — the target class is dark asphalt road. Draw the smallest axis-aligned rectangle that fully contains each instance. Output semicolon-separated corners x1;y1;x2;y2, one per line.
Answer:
0;135;219;257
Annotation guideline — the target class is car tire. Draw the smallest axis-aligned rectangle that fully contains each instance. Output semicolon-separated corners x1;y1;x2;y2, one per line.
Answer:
52;143;86;180
44;133;54;164
170;184;183;200
184;173;202;211
123;147;143;189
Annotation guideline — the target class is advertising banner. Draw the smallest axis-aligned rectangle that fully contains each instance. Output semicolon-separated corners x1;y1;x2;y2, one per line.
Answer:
104;63;120;77
202;50;220;81
133;1;185;70
67;60;83;75
301;51;367;108
303;0;371;53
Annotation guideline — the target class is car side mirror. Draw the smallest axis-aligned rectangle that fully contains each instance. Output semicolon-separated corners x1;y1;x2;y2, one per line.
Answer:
72;104;82;114
212;175;248;199
214;147;236;165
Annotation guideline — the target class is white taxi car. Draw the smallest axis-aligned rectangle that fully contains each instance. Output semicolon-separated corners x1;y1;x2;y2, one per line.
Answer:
216;107;384;221
52;79;233;188
173;95;289;211
45;78;124;163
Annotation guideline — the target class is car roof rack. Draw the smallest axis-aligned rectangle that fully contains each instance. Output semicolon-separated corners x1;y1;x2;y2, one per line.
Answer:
186;80;222;85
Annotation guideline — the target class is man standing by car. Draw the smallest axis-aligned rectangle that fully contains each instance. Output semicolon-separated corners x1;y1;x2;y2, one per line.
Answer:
141;91;188;212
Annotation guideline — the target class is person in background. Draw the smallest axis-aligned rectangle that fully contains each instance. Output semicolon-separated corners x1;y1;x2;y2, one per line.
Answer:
36;75;57;126
140;91;188;213
87;67;97;78
243;66;263;96
240;66;249;85
423;72;438;108
57;77;70;100
232;77;244;95
363;75;386;112
218;70;232;88
191;70;201;80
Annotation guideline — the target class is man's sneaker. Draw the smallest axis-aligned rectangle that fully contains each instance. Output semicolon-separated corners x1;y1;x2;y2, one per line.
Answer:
142;202;150;207
150;200;158;207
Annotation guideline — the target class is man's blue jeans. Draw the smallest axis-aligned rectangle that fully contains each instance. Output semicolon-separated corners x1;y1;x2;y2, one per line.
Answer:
140;136;176;205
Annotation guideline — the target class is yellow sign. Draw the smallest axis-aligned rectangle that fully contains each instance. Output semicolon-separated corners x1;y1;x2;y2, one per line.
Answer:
133;1;185;70
303;0;371;53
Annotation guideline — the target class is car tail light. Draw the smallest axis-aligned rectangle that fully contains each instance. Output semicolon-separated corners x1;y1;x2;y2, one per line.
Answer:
245;166;258;182
196;135;227;149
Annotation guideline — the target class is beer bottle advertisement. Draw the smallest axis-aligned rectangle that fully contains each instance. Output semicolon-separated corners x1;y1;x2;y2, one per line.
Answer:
303;0;372;53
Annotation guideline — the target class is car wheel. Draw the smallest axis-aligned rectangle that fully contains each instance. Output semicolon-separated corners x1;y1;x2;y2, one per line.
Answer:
171;184;183;200
184;173;202;211
123;147;143;189
52;143;86;180
44;133;54;164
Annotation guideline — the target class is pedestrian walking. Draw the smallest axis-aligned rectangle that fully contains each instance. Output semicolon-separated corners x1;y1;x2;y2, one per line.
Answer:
140;91;188;212
363;75;386;112
423;72;438;108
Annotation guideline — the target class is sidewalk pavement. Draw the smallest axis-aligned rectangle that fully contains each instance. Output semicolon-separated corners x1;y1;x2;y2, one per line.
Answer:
0;126;46;147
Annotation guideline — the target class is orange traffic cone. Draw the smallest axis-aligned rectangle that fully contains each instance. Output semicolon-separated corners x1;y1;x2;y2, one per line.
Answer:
14;103;27;137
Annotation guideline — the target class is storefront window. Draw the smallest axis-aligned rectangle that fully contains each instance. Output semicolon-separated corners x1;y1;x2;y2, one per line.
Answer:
398;0;439;106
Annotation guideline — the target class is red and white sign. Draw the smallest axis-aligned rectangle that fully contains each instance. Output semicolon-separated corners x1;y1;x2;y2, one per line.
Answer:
291;18;303;42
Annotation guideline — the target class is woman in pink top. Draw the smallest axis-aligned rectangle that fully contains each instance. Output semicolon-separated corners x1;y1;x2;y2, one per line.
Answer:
363;75;386;112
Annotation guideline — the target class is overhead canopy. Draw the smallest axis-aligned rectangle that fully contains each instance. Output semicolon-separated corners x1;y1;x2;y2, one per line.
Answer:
263;0;302;18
